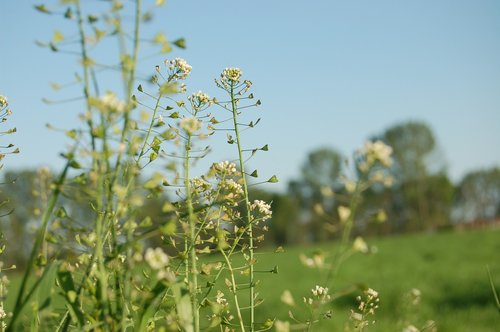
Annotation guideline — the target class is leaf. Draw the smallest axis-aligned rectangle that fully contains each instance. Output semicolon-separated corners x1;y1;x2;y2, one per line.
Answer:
64;7;72;19
267;175;279;183
34;4;51;14
53;31;64;43
261;144;269;151
250;170;259;178
87;14;98;23
173;38;186;49
57;271;85;327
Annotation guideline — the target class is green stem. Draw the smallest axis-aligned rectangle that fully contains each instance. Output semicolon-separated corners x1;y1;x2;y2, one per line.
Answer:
183;132;200;332
220;250;246;332
7;156;72;331
229;84;255;331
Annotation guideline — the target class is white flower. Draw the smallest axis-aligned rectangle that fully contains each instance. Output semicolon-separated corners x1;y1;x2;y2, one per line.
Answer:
338;206;351;223
250;200;272;221
165;58;192;80
353;236;369;253
97;92;126;113
280;290;295;306
215;290;228;306
222;67;242;84
365;288;379;299
189;91;211;105
179;116;202;135
274;320;290;332
0;95;8;109
311;285;328;297
362;140;393;167
402;325;420;332
144;247;169;270
0;305;6;319
213;161;237;176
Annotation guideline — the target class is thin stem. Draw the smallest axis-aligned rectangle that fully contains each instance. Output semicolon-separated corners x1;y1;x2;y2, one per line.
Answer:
230;84;255;331
183;130;200;332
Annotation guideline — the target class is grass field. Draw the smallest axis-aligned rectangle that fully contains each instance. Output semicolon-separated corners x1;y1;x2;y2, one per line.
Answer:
4;228;499;331
252;228;500;331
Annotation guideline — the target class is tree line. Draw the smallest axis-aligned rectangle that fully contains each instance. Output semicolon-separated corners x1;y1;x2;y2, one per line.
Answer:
1;120;499;266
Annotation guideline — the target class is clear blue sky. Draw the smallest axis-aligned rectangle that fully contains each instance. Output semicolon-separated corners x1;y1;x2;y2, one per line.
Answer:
1;0;500;191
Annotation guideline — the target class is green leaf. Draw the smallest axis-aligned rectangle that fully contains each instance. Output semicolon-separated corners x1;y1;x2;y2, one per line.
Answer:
64;7;72;19
34;4;51;14
250;170;259;178
55;207;68;218
173;38;186;49
57;271;85;327
267;175;279;183
172;283;194;332
53;30;64;43
261;144;269;151
87;14;98;23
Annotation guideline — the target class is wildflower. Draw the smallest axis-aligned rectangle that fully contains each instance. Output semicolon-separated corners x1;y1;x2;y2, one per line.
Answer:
402;325;420;332
189;91;211;106
191;177;211;192
366;288;379;300
338;206;351;223
215;290;228;306
92;92;126;113
280;290;295;306
353;236;369;253
0;305;6;319
165;58;192;80
144;247;169;270
222;67;242;84
311;285;328;297
179;116;202;135
0;95;8;108
274;320;290;332
213;160;237;176
362;140;393;167
250;200;272;221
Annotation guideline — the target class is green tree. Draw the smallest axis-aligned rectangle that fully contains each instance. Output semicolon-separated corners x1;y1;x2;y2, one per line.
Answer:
376;121;452;231
455;167;500;222
289;147;344;242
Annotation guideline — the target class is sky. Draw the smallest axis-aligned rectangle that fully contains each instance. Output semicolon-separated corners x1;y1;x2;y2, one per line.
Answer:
1;0;500;192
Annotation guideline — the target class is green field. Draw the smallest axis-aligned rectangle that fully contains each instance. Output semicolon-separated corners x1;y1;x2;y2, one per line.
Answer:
5;228;499;331
252;228;500;331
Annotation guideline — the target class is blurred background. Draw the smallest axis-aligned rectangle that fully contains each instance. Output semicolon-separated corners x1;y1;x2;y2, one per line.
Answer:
1;1;500;330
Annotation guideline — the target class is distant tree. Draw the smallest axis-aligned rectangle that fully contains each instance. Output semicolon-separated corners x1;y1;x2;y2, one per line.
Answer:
376;121;452;231
455;167;500;222
289;147;344;242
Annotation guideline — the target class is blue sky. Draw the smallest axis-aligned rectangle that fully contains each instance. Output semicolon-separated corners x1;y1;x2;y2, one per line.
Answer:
1;0;499;191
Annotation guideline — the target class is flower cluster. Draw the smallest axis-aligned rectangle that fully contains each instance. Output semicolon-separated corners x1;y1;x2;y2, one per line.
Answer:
179;116;202;135
221;179;244;201
0;95;8;109
190;177;211;193
360;140;393;168
222;67;242;84
350;288;380;329
213;161;238;177
304;285;331;305
144;247;169;271
165;57;192;80
188;91;212;110
98;92;127;113
250;200;272;221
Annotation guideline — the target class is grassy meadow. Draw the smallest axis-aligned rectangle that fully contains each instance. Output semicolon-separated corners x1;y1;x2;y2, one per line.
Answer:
4;226;499;331
250;228;500;331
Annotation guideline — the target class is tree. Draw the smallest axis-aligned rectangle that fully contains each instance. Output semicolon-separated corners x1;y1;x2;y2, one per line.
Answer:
288;147;344;242
376;121;452;231
455;167;500;222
